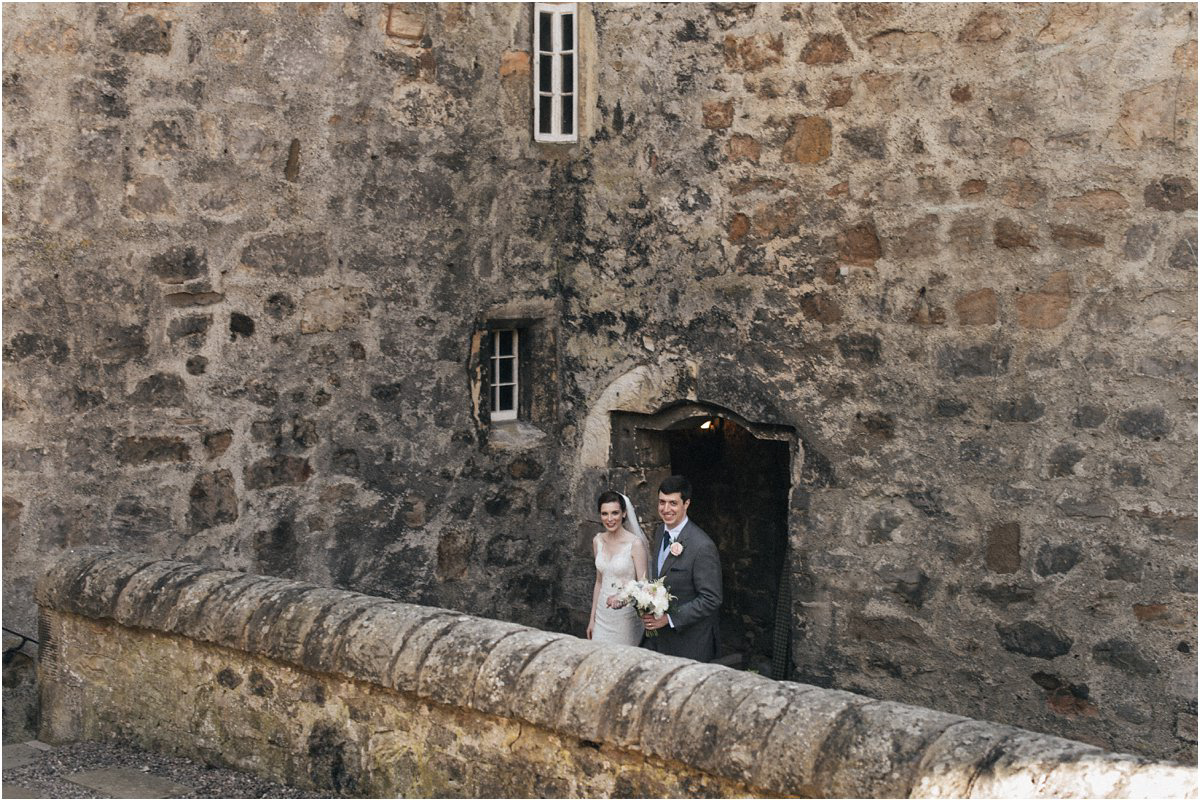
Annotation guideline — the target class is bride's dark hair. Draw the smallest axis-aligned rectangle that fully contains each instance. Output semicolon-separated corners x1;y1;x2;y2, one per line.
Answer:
596;490;626;514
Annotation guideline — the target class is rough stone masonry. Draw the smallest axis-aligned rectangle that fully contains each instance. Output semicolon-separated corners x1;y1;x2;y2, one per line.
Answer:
2;2;1196;762
35;549;1200;798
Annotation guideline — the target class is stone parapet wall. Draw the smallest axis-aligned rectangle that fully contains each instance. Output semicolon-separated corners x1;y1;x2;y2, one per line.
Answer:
37;549;1196;798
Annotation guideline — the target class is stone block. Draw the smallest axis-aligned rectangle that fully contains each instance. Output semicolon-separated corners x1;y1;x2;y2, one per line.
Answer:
1145;177;1197;212
470;628;562;715
299;287;367;334
417;615;526;707
1118;405;1170;440
1016;271;1071;330
912;719;1025;797
958;10;1009;43
638;661;726;761
554;645;658;744
726;134;760;163
954;288;996;326
814;700;965;798
837;221;882;265
385;7;425;43
67;767;190;798
800;33;851;65
867;30;942;61
996;620;1073;659
244;455;313;489
994;218;1036;249
722;33;782;72
752;686;870;796
1114;81;1177;148
985;522;1021;573
496;634;600;730
117;436;189;464
240;233;329;277
937;343;1011;378
1051;224;1104;249
701;100;733;129
335;603;440;685
1053;190;1129;214
781;116;831;164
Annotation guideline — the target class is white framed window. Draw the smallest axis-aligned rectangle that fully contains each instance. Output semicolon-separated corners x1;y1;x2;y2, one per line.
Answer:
533;2;577;143
490;328;519;421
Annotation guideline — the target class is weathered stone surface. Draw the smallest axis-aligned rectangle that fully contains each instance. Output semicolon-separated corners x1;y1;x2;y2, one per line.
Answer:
5;2;1197;768
35;551;1200;796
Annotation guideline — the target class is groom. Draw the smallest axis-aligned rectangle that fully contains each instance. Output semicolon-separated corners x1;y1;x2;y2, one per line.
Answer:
640;475;722;662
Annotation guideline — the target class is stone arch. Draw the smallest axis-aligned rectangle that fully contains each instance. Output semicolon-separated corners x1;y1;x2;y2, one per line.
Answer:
572;359;835;678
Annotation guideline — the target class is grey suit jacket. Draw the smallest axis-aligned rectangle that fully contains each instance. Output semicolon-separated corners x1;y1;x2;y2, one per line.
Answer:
642;519;722;662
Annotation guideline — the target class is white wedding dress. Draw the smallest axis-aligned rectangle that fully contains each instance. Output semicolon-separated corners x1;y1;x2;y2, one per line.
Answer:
592;535;644;646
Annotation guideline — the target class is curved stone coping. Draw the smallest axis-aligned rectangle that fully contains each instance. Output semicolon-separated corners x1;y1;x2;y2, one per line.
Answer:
36;548;1197;799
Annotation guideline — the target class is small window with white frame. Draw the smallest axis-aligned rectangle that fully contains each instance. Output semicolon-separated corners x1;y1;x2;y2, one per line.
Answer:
490;328;519;421
533;2;577;143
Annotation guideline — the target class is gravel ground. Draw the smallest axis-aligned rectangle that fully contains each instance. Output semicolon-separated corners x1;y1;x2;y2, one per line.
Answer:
4;740;324;799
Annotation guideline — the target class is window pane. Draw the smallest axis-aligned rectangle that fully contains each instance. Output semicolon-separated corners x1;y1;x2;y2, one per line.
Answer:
561;95;573;135
538;95;553;134
539;12;553;51
496;329;514;356
539;54;553;93
498;357;513;384
561;53;574;92
561;14;574;50
498;385;514;411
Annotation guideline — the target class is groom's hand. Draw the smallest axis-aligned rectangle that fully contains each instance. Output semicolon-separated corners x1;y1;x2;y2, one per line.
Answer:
642;613;668;630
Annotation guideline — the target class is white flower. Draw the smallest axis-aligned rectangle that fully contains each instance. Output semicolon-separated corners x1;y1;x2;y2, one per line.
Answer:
669;541;683;557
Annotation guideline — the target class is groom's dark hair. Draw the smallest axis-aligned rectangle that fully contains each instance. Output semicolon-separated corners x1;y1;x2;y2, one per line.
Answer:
659;475;692;501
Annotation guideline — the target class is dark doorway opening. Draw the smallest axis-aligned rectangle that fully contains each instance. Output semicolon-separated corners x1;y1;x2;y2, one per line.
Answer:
609;403;794;678
667;417;791;675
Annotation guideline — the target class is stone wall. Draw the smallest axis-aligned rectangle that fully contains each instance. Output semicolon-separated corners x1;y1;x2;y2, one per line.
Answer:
3;2;1196;761
36;549;1197;798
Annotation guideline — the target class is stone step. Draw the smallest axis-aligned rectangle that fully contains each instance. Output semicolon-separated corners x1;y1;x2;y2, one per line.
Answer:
65;767;194;799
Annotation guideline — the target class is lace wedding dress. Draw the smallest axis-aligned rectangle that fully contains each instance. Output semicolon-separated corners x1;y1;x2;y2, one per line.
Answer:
592;535;643;646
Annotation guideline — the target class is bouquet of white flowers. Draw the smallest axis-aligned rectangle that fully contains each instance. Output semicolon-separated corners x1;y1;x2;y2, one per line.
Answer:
616;577;675;637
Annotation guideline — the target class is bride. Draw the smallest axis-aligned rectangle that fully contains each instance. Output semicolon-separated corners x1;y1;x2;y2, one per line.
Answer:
588;490;649;645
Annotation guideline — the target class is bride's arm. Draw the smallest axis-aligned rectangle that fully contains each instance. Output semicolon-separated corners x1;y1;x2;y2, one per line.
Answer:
588;537;600;639
632;538;649;581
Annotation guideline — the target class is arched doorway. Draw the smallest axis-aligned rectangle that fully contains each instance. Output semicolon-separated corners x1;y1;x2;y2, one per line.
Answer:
610;402;795;677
